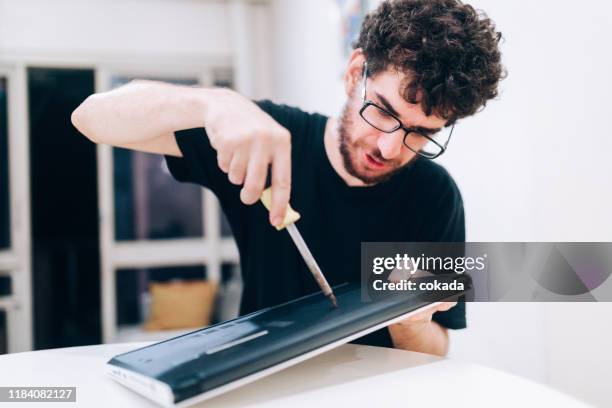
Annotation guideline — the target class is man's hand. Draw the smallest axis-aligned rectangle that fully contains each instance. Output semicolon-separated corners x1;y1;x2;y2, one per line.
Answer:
388;301;457;356
72;82;292;228
203;88;291;227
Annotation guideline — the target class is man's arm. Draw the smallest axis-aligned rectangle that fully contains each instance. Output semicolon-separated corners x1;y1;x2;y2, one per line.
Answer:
71;80;209;157
388;301;457;356
71;80;291;226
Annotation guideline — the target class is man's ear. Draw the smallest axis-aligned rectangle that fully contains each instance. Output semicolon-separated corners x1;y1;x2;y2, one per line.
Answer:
343;48;366;96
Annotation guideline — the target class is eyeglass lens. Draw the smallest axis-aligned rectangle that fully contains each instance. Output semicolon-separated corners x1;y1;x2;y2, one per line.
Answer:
361;104;449;158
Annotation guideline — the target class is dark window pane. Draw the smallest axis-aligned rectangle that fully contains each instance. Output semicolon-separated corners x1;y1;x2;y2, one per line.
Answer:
110;76;204;241
214;263;242;323
0;77;10;249
116;265;208;326
220;210;233;237
28;68;100;350
220;263;239;283
0;275;10;296
114;149;203;240
0;310;6;354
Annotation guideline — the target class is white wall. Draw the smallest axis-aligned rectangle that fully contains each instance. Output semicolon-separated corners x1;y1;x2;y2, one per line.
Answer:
271;1;612;407
441;2;612;407
0;0;274;96
270;0;345;115
438;0;612;243
0;0;232;61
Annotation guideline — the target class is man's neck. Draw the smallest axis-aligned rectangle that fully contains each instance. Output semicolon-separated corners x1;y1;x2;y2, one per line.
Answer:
324;117;368;187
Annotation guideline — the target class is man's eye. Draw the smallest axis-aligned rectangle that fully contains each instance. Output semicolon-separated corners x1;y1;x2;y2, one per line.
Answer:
413;132;431;140
377;108;392;118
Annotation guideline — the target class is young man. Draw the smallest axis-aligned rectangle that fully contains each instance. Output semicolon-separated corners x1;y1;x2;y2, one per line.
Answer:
72;0;504;356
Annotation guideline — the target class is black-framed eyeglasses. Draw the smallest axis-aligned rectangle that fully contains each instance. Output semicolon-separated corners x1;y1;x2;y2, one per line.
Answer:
359;62;454;159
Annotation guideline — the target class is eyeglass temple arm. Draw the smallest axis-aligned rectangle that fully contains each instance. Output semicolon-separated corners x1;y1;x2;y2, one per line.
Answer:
442;124;455;149
361;62;368;100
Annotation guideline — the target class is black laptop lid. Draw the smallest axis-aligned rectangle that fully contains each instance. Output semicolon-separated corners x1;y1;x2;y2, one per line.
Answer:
108;277;470;403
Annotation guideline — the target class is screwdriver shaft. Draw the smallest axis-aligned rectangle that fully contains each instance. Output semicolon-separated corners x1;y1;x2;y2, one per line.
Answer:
286;223;338;308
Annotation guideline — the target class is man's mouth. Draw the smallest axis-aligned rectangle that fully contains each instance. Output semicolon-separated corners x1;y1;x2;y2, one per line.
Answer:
364;153;386;170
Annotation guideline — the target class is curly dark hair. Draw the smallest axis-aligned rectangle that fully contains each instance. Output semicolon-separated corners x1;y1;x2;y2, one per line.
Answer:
354;0;505;124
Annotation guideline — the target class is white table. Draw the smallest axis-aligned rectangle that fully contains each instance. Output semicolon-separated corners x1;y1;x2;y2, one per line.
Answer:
0;342;591;408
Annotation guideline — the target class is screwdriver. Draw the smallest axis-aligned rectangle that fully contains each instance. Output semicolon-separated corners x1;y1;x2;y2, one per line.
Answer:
260;188;338;308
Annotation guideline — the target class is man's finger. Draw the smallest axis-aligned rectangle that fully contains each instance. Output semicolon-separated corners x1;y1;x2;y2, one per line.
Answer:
406;309;430;322
228;148;248;185
241;147;269;205
436;301;458;312
269;146;291;226
403;302;457;324
217;151;232;174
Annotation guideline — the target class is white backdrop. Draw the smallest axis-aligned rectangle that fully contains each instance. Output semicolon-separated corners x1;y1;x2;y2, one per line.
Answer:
270;1;612;407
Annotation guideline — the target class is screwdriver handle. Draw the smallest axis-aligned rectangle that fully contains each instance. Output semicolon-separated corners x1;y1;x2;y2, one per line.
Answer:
260;188;301;231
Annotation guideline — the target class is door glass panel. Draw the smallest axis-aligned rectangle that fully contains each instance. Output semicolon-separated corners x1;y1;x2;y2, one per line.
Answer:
113;148;203;240
0;77;10;249
28;67;100;349
111;76;203;241
0;275;10;296
0;310;6;354
215;263;242;323
220;211;233;237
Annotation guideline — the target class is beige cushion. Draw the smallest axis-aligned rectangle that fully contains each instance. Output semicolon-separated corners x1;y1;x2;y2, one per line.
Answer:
144;280;217;331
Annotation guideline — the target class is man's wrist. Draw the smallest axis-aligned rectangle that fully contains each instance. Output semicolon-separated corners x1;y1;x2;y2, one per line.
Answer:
389;320;449;356
390;319;433;343
185;87;217;128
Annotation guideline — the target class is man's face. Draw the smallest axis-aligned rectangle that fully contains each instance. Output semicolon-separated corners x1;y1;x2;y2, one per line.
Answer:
338;68;448;184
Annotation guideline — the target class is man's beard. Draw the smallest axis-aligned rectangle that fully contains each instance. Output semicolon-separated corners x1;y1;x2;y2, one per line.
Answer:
337;101;409;185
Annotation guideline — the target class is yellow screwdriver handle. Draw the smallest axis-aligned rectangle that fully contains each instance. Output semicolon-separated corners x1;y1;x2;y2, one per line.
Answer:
260;187;301;230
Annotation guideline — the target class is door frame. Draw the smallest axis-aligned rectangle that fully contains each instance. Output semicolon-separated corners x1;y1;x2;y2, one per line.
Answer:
0;63;33;353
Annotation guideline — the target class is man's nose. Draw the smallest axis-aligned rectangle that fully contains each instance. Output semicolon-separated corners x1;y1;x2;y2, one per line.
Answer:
377;131;404;160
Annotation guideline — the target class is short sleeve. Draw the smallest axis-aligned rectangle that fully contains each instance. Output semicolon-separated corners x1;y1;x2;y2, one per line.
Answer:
164;127;220;189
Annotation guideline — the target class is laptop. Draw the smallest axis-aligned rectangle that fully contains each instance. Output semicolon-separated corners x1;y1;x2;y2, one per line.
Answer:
107;277;470;407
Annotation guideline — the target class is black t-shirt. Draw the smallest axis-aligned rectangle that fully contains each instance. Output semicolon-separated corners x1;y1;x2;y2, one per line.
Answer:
165;100;466;348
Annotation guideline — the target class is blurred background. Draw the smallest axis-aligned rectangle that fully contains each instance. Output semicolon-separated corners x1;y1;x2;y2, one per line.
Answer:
0;0;610;406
